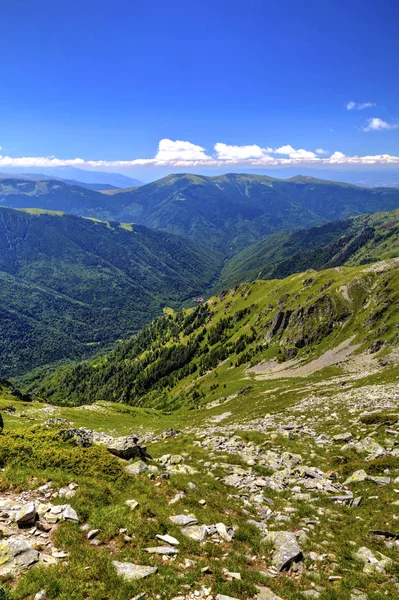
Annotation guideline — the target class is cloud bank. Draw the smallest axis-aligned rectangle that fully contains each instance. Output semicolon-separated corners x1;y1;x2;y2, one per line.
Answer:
1;138;399;169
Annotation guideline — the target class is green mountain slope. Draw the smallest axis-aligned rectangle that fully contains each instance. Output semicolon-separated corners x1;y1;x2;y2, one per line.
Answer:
0;208;222;376
30;258;399;407
4;173;399;255
219;208;399;287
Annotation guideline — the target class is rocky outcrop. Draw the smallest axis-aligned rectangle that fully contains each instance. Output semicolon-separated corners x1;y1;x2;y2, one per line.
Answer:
58;427;150;459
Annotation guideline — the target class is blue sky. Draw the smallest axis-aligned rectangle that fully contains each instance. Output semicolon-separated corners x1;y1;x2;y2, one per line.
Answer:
1;0;399;179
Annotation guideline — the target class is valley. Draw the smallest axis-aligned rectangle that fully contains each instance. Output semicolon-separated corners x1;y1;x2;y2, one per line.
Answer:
0;174;398;600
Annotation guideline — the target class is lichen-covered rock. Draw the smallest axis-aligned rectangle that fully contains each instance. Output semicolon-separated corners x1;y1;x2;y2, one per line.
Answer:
125;460;148;475
112;560;157;580
355;546;392;573
264;530;303;571
181;524;208;542
0;536;39;576
58;428;93;447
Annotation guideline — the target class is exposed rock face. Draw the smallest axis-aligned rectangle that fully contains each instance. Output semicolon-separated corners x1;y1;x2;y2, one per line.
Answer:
0;536;39;576
58;427;149;459
93;432;149;460
264;531;303;571
58;427;93;447
112;561;157;581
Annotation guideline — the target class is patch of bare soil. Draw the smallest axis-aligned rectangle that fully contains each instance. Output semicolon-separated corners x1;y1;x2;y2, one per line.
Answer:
248;337;359;380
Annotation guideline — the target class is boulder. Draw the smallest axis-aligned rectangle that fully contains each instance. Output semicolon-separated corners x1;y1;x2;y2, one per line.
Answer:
93;432;149;460
125;461;148;476
181;524;208;542
113;560;157;581
16;502;36;527
264;531;303;571
0;536;39;576
58;428;93;447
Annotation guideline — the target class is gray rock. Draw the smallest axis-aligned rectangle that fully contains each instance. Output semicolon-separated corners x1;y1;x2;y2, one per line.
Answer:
355;546;391;573
264;531;303;571
93;432;149;460
113;560;157;580
216;595;240;600
34;591;47;600
45;418;72;428
125;499;139;510
63;505;79;522
16;502;36;527
88;529;99;540
343;470;368;485
0;535;39;575
333;432;353;443
125;461;148;476
156;534;179;546
256;586;283;600
58;427;94;447
145;546;178;555
169;514;198;526
181;524;208;542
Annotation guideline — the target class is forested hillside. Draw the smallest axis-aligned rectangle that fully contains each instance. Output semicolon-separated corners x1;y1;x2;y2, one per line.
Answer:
219;208;399;287
0;208;221;376
29;258;399;408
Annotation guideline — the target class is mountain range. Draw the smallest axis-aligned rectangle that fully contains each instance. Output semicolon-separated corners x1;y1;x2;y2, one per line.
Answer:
2;173;399;255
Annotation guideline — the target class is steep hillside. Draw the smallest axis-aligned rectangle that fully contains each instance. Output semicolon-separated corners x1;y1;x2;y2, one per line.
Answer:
0;208;221;376
219;208;399;288
30;258;399;408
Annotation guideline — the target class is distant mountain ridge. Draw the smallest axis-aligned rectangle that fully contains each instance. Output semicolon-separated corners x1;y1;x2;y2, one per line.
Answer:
3;166;143;188
3;172;399;255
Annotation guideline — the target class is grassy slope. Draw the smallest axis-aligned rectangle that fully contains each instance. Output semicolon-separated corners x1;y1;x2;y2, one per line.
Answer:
28;258;399;410
0;208;222;377
219;208;399;288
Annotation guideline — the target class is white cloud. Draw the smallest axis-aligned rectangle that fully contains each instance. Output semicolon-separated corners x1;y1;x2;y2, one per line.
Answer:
215;143;272;161
347;101;375;110
154;138;211;163
362;117;399;132
1;138;399;170
274;145;317;159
